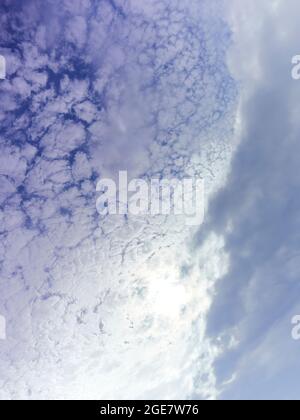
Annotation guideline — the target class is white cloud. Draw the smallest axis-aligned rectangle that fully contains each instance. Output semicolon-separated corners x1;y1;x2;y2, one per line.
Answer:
0;0;238;400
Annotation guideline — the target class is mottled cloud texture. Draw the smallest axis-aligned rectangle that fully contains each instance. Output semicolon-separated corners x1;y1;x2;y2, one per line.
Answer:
0;0;299;400
0;0;237;399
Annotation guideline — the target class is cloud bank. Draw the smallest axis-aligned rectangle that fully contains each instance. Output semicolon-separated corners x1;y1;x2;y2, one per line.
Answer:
198;0;300;400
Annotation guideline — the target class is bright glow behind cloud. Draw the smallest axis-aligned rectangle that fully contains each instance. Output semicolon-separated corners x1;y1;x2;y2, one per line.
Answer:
0;0;237;399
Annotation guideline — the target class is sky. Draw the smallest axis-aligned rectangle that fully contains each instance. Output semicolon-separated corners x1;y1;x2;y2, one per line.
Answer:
202;0;300;400
0;0;300;400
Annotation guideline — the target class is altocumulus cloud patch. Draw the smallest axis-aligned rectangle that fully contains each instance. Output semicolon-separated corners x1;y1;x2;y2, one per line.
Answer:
0;0;238;400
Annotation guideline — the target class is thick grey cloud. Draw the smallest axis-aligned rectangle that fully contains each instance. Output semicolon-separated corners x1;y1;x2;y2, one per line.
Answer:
197;0;300;399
